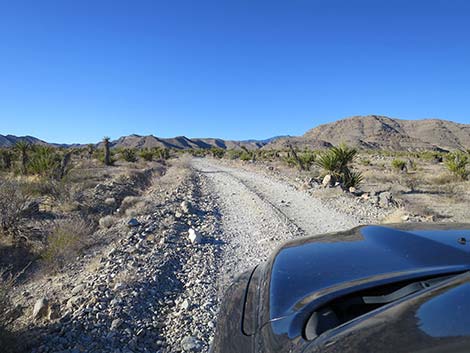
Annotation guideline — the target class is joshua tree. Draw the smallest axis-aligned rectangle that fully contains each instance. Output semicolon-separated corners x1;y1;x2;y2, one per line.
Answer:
14;141;31;174
103;137;111;166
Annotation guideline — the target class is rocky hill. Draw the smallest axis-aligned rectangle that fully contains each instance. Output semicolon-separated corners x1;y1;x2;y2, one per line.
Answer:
0;134;49;147
266;115;470;151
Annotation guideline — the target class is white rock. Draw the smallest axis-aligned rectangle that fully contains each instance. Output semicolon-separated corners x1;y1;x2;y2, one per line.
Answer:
71;284;85;296
111;318;123;330
188;229;201;244
33;298;49;320
322;174;332;187
181;299;190;311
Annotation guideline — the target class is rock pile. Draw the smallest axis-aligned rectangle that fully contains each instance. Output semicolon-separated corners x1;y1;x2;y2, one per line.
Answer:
30;171;222;353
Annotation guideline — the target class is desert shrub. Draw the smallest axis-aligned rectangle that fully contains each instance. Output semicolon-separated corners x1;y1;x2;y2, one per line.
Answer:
95;149;116;165
240;151;252;161
153;147;171;160
99;215;116;229
14;141;31;174
0;180;31;239
26;145;63;178
239;146;256;161
42;217;93;270
416;151;444;162
445;151;469;180
298;151;316;170
391;159;407;172
360;159;371;166
210;147;225;158
225;149;242;160
315;144;363;188
120;148;138;162
342;169;364;189
118;196;142;214
0;149;14;170
139;149;154;161
0;272;17;353
284;150;315;170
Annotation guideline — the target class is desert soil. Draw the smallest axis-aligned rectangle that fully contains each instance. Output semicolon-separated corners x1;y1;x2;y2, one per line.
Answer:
24;158;382;353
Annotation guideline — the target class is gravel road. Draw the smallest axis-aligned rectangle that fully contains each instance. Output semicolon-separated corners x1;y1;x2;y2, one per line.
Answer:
192;158;361;298
26;158;366;353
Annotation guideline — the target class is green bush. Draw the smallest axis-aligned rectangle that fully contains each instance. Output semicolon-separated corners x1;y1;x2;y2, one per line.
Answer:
298;151;316;170
26;146;61;177
445;151;469;180
391;159;407;172
139;149;154;161
240;151;252;161
120;148;138;162
225;149;242;160
316;144;357;176
153;147;171;160
210;147;225;158
342;169;364;189
0;149;13;170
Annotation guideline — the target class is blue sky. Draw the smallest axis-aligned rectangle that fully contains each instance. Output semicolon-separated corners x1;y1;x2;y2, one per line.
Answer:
0;0;469;143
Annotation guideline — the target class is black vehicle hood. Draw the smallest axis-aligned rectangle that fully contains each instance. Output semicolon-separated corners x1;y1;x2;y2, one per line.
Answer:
263;224;470;337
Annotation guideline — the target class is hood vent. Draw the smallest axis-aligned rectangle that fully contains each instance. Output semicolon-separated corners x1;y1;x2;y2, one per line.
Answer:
304;272;460;341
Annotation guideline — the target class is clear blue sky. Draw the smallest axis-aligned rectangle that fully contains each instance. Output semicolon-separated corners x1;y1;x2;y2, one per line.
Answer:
1;0;469;144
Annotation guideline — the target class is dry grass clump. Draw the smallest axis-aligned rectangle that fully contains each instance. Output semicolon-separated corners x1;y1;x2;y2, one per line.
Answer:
42;217;94;270
99;215;117;229
0;267;23;353
0;179;32;240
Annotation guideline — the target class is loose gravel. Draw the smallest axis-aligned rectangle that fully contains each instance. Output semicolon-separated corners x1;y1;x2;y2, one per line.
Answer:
21;157;379;353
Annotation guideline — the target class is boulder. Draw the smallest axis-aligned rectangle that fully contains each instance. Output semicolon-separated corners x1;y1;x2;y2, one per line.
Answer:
378;192;394;208
33;298;49;320
181;201;193;214
181;336;202;352
111;318;123;330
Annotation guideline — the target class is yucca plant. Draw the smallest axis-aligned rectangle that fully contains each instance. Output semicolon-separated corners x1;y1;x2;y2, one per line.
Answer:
27;145;62;178
445;151;469;180
316;144;362;188
342;169;364;189
14;141;31;174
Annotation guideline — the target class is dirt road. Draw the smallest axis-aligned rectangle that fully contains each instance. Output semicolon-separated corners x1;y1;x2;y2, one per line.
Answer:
192;158;361;295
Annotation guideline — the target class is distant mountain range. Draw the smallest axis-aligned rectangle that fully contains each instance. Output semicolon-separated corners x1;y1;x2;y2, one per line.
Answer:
96;134;279;150
2;116;470;151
